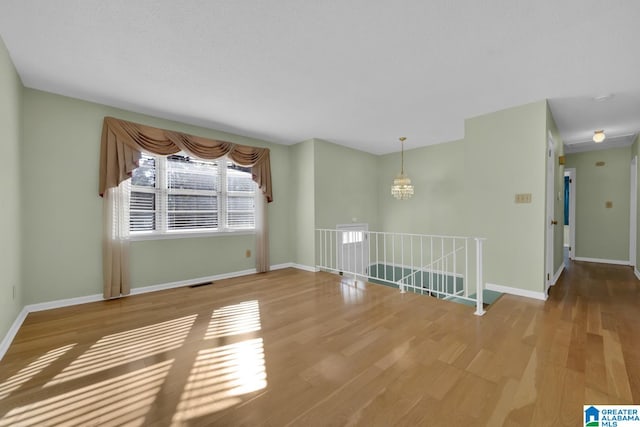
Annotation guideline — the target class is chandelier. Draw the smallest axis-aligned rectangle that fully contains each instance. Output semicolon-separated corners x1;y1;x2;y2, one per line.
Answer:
391;137;414;200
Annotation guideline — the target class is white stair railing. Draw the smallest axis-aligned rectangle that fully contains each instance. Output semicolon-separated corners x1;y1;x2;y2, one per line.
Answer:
315;229;486;316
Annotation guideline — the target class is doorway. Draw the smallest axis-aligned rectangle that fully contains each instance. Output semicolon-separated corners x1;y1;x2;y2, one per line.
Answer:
564;168;576;261
336;223;369;279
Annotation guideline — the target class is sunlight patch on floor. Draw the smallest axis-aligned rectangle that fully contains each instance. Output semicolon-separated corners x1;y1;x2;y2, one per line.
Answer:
171;338;267;424
0;344;75;400
0;359;173;427
45;315;195;386
340;278;366;304
205;300;261;339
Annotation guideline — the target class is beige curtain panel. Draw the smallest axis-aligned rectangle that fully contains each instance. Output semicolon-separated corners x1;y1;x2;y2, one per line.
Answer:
99;116;273;299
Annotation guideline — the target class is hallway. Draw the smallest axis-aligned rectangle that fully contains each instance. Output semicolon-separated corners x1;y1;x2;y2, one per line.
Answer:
545;258;639;404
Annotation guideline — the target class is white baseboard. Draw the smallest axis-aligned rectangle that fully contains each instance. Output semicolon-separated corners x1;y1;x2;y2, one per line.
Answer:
0;262;310;361
26;268;268;316
272;263;321;272
0;307;28;362
635;268;640;281
292;263;319;272
26;293;105;313
129;268;258;296
574;257;629;266
551;262;565;286
485;283;548;301
130;263;312;295
271;262;294;270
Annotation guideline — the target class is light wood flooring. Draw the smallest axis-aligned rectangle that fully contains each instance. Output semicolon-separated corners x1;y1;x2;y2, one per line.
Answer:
0;261;639;426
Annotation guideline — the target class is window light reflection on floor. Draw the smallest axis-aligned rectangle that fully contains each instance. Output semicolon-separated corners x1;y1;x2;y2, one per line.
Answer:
205;300;261;339
0;359;173;427
171;338;267;423
0;344;75;400
45;314;196;386
340;279;365;304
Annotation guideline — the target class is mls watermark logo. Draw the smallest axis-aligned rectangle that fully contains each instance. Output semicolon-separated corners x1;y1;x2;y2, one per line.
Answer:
585;406;599;426
584;405;640;427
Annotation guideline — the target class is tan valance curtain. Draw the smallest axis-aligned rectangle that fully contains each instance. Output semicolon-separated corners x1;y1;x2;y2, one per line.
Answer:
99;117;272;201
99;116;273;299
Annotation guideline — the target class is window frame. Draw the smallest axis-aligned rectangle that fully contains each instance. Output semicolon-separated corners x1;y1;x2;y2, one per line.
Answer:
128;153;257;241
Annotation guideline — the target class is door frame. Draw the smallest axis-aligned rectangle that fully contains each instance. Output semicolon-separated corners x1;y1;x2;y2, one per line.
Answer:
565;168;576;260
545;134;556;295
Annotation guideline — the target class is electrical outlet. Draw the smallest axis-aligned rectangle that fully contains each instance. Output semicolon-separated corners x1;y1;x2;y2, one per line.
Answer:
245;249;251;258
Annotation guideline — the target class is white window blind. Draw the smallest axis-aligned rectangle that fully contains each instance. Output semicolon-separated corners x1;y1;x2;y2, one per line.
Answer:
227;165;256;229
130;152;256;235
130;155;157;232
166;154;219;231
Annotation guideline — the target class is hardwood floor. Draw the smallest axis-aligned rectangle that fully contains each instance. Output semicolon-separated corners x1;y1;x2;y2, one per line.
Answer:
0;261;638;426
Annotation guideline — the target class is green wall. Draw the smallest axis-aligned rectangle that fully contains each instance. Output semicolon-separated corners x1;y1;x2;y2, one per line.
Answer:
21;89;293;303
565;146;631;262
377;139;466;235
289;138;379;269
375;139;471;283
290;140;316;267
546;104;566;275
464;101;547;293
0;37;23;340
376;101;548;295
314;139;379;230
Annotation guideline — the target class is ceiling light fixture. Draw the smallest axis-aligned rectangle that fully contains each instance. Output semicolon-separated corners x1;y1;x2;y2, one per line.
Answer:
593;94;614;102
593;130;605;143
391;137;414;200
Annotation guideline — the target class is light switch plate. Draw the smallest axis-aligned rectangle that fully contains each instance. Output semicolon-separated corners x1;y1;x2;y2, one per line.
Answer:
515;193;532;204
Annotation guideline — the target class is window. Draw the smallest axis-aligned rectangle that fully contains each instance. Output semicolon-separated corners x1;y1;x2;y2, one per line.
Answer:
130;152;256;236
342;231;364;244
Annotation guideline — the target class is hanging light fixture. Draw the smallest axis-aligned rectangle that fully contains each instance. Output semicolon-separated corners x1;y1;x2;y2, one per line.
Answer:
391;137;414;200
593;129;605;143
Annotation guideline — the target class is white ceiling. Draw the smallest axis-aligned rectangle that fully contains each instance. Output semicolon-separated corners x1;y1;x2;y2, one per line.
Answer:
1;1;639;154
549;93;640;153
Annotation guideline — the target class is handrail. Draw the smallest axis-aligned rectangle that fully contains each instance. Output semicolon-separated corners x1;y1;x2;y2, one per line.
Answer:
315;228;481;241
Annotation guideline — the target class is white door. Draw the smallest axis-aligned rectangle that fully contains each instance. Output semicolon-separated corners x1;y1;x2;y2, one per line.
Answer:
336;223;369;278
546;135;556;294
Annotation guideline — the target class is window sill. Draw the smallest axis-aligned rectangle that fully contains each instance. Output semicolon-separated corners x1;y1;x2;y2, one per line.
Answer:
129;230;256;241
